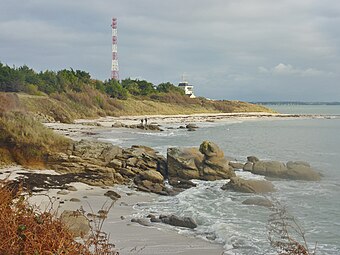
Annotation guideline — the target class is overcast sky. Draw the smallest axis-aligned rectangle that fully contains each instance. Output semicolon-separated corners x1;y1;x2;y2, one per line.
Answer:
1;0;339;101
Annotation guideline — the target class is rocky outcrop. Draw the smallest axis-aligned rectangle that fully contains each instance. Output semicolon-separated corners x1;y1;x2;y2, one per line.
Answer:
199;141;236;180
221;177;275;193
60;210;90;237
47;140;169;194
167;141;235;182
112;122;163;131
243;158;321;181
285;161;321;181
167;147;203;180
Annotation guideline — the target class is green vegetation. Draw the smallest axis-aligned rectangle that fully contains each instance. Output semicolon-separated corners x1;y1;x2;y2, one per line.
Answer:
0;62;274;123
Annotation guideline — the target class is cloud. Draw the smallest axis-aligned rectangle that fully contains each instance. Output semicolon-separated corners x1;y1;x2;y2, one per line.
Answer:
258;63;333;77
0;0;340;101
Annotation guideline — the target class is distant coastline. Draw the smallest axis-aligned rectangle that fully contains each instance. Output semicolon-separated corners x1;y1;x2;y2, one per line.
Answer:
253;101;340;106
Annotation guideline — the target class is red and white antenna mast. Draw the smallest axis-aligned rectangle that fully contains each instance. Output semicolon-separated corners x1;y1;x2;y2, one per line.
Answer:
111;17;119;80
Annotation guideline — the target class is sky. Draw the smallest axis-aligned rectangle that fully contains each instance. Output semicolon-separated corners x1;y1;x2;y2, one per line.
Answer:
0;0;339;101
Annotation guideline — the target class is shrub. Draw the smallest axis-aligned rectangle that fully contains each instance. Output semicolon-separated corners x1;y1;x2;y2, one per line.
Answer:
0;180;118;255
0;112;70;166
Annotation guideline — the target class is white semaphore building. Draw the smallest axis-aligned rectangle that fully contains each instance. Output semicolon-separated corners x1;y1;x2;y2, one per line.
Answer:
178;76;196;98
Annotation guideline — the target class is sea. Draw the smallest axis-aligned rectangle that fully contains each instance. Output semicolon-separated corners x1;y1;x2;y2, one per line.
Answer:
98;105;340;255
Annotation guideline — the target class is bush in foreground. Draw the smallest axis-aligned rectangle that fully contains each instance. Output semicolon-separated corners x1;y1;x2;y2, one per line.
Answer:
0;180;118;254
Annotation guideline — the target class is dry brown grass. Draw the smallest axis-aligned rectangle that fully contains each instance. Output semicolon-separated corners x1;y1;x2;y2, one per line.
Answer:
0;111;70;167
0;180;119;255
268;201;317;255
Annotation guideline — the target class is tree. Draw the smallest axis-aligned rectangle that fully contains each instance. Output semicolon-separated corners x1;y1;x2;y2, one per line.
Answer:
157;82;184;94
104;79;128;99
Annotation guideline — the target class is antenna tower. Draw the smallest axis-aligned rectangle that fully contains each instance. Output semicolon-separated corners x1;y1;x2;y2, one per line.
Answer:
111;17;119;80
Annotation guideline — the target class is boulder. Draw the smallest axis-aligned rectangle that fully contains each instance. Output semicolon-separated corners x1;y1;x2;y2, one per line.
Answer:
199;141;235;180
251;160;321;181
186;124;198;129
72;140;122;164
221;177;275;193
104;190;121;200
60;210;90;237
167;141;235;181
247;156;259;163
147;124;163;131
139;170;164;183
242;197;273;207
285;161;321;181
252;161;287;177
199;140;224;159
160;215;197;229
167;147;203;180
134;177;168;195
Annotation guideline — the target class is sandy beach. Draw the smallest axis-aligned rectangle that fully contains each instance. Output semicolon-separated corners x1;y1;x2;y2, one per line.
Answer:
44;112;323;141
0;167;224;254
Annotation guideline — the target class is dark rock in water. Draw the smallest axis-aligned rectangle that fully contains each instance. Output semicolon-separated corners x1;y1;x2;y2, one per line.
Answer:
222;177;275;193
187;127;197;131
186;123;199;129
131;218;152;226
169;177;197;189
247;156;259;163
70;198;81;202
242;197;273;207
60;210;90;237
147;124;163;131
178;126;186;129
104;190;121;200
161;215;197;229
147;214;162;223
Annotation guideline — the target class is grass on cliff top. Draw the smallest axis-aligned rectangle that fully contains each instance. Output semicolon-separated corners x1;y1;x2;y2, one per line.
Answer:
0;180;118;255
0;111;70;167
2;90;275;124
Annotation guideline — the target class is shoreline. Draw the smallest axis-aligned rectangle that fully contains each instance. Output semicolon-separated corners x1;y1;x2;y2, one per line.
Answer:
0;166;224;255
74;112;335;127
44;112;337;141
2;112;335;254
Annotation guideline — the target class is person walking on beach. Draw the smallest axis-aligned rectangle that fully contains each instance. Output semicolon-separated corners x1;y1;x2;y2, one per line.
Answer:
144;117;148;127
140;119;144;126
